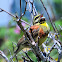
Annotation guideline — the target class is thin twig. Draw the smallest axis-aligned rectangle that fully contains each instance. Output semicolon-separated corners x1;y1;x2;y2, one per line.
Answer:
53;23;59;35
40;0;61;44
58;47;62;62
40;0;56;33
28;0;34;24
9;53;16;62
12;42;18;62
0;1;60;62
22;56;30;62
0;50;9;62
59;25;62;30
8;49;11;55
12;42;14;52
48;43;56;56
38;36;40;50
0;9;3;12
15;55;18;62
20;0;27;18
23;51;34;62
30;0;38;16
28;0;38;24
0;8;16;18
0;8;30;26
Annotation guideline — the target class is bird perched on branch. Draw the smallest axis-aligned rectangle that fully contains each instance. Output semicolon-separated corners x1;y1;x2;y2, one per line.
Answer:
29;14;50;46
14;14;50;53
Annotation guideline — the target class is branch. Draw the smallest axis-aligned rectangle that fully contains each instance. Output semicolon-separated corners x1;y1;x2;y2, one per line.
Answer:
0;50;9;62
15;55;18;62
16;19;46;61
30;0;38;16
23;51;34;62
22;56;30;62
40;0;57;33
58;47;62;62
20;0;27;18
0;8;30;26
0;8;48;62
0;8;16;18
59;25;62;30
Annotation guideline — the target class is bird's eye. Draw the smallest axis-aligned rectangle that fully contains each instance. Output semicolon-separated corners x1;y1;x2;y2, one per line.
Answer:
39;18;45;24
39;19;43;22
40;19;45;22
42;21;44;23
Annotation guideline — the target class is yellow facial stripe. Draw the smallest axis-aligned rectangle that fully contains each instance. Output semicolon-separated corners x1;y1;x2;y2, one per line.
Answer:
34;14;41;20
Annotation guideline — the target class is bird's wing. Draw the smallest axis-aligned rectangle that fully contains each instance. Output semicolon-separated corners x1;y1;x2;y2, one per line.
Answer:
17;35;25;46
14;35;30;53
29;25;45;37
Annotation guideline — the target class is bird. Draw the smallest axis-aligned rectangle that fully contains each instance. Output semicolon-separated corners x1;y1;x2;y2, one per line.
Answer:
29;14;50;46
14;35;30;54
14;14;50;53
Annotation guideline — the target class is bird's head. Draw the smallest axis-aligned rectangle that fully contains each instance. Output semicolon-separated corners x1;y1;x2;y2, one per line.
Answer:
33;14;46;25
33;14;50;31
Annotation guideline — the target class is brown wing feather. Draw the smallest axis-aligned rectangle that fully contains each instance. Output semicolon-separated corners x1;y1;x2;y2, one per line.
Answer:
17;35;25;46
29;25;45;38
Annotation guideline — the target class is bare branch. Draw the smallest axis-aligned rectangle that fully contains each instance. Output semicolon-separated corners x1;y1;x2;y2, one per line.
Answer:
0;0;61;62
0;9;3;12
9;54;16;62
23;50;34;62
59;25;62;30
53;23;59;33
22;56;30;62
8;49;11;55
48;43;56;56
0;50;9;62
0;8;30;26
40;0;57;33
0;8;16;18
21;0;27;18
12;42;14;52
15;55;18;62
58;48;62;62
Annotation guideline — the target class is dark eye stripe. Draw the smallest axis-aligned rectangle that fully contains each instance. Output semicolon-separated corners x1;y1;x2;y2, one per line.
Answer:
35;22;38;24
39;19;45;22
39;19;45;24
39;21;45;24
35;16;39;20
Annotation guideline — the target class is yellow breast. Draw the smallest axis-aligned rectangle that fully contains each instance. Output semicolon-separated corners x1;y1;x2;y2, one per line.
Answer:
40;22;50;30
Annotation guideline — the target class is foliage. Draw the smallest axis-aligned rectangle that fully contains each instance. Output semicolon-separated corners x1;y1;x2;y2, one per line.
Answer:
53;0;62;3
0;0;62;62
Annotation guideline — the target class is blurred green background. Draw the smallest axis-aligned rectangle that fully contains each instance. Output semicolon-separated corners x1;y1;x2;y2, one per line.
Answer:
0;0;62;62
